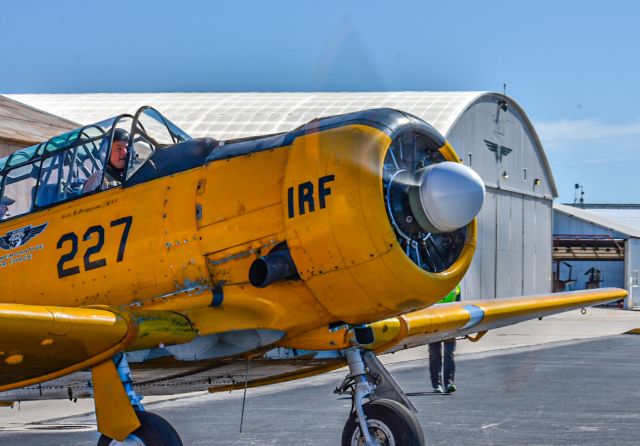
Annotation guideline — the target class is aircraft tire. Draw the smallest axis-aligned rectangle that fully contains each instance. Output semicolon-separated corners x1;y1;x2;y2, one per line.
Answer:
97;410;183;446
341;398;425;446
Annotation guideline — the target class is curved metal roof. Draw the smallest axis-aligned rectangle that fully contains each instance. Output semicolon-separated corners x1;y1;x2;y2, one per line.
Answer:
554;203;640;238
6;91;557;195
6;92;487;137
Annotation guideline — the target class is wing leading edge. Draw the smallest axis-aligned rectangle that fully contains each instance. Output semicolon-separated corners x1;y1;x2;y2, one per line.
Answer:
389;287;628;352
286;288;628;353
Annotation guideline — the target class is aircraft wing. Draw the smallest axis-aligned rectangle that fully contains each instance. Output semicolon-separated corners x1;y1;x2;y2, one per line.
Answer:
0;288;626;401
374;287;629;353
174;287;631;392
0;304;196;392
285;288;629;354
209;288;629;391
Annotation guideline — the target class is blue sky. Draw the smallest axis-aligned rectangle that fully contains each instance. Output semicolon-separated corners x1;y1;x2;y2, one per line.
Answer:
1;0;638;203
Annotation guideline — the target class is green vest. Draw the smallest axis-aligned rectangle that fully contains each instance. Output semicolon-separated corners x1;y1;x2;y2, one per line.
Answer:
438;284;461;303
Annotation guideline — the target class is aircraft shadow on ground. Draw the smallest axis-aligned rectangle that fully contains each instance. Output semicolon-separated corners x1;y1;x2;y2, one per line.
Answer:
406;391;453;397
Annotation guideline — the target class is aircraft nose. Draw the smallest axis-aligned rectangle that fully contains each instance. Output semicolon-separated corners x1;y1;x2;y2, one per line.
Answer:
408;161;485;233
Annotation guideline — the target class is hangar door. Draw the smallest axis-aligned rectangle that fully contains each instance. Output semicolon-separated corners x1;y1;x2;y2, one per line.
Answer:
496;190;551;298
468;188;551;299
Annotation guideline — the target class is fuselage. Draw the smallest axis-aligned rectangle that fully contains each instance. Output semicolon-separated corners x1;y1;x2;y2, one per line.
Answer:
0;108;477;345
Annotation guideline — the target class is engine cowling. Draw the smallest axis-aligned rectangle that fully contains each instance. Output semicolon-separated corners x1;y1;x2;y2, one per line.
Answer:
282;109;484;324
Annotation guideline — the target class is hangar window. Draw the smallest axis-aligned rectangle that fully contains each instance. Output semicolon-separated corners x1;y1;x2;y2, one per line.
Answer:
523;168;527;181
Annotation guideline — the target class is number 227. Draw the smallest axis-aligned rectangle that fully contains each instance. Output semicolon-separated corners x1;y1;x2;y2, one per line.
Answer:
56;216;133;278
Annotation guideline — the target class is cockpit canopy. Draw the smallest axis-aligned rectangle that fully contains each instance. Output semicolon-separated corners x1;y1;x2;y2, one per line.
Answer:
0;107;192;221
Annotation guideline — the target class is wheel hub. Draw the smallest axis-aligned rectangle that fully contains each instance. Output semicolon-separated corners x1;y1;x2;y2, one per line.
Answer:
351;419;396;446
108;434;146;446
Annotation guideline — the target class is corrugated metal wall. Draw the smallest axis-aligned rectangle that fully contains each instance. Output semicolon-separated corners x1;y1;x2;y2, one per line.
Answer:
463;190;552;299
627;239;640;306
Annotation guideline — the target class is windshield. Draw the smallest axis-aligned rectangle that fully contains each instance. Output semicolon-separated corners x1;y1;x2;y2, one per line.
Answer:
126;107;192;179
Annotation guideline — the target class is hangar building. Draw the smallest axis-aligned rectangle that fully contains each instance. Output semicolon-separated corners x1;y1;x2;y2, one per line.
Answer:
553;203;640;307
4;92;558;300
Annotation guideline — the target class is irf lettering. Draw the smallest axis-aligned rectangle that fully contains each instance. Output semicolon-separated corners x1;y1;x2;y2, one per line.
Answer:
287;175;335;218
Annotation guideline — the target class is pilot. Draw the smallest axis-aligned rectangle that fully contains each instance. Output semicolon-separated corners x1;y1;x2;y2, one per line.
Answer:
0;196;14;219
83;128;129;192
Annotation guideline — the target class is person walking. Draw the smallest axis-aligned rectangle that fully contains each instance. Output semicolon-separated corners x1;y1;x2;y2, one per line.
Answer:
429;284;460;393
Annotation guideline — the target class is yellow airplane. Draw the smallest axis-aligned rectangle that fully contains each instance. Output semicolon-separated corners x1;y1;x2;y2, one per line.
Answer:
0;106;626;446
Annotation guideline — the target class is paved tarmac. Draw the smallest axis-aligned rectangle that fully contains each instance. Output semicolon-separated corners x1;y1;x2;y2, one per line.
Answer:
1;308;640;445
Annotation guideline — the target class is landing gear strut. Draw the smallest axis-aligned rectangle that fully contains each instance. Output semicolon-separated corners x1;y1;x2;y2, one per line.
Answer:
336;348;425;446
93;354;183;446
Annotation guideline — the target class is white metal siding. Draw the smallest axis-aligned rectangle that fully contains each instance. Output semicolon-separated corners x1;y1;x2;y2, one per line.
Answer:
627;239;640;307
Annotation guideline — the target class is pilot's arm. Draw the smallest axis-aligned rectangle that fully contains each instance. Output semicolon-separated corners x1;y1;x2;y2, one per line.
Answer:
82;171;102;193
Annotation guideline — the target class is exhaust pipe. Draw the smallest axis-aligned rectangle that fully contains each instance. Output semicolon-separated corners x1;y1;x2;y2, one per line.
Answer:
249;247;298;288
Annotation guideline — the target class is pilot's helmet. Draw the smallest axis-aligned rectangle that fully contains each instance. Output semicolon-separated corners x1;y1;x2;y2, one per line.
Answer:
113;128;130;143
